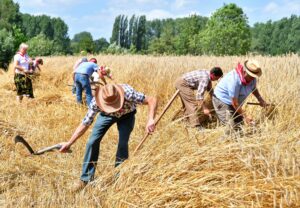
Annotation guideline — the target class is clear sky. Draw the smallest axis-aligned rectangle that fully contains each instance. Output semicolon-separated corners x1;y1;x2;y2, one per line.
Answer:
14;0;300;41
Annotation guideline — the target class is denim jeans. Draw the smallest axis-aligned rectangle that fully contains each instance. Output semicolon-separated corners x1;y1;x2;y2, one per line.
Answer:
80;110;136;182
75;73;93;106
72;83;76;95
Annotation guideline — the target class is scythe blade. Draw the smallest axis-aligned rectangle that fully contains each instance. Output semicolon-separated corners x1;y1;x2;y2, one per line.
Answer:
14;135;35;154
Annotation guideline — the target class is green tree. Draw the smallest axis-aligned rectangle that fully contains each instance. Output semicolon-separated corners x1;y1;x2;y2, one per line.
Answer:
269;15;300;55
147;19;163;39
20;14;70;54
106;42;127;54
0;0;21;30
38;15;54;39
52;17;70;54
110;15;121;44
71;31;94;53
148;20;176;54
200;3;251;55
131;15;138;49
251;21;274;54
128;15;136;47
287;15;300;54
27;34;53;56
251;15;300;55
0;0;24;70
110;15;130;48
12;25;27;51
94;38;109;53
174;15;208;55
119;15;128;48
136;15;147;51
21;14;39;38
0;29;15;70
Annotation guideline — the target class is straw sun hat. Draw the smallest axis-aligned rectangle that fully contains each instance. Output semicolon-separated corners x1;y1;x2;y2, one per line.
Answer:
95;84;124;113
244;60;262;78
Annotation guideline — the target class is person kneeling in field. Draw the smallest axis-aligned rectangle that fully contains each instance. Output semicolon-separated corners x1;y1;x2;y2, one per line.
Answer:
29;58;43;73
212;60;268;134
175;67;223;129
59;84;157;192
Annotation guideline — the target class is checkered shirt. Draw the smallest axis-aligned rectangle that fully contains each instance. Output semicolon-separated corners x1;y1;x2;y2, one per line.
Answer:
182;70;211;100
82;84;145;126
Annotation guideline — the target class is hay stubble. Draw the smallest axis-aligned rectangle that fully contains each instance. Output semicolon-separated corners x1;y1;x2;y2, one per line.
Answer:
0;54;299;207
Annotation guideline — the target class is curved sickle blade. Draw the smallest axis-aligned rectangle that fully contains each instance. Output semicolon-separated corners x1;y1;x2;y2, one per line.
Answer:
14;135;35;154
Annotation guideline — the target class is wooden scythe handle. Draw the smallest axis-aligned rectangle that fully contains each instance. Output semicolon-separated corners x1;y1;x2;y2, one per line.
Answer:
133;89;180;155
246;102;261;106
247;102;275;107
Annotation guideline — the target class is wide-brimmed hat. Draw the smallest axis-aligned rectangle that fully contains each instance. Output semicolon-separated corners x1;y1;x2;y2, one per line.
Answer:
244;60;262;78
95;84;124;113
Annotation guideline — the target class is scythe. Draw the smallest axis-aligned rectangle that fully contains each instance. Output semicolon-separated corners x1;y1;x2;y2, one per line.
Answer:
14;135;71;155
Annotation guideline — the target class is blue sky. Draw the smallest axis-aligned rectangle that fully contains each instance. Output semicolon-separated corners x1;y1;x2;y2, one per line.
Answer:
14;0;300;41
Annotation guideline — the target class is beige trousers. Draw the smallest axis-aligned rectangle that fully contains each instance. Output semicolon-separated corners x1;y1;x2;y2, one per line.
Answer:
175;77;203;127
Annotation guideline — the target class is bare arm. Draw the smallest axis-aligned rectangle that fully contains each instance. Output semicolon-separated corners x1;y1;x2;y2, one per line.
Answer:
36;65;41;72
72;59;83;81
59;123;89;152
14;59;25;74
72;71;75;82
143;96;157;133
231;98;253;124
196;77;211;116
197;99;211;116
73;59;82;70
98;70;107;85
252;89;267;107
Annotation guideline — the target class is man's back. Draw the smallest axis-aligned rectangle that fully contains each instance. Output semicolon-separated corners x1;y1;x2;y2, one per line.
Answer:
182;70;210;89
75;62;98;77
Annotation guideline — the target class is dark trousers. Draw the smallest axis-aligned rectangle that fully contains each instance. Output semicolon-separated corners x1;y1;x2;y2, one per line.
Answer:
14;73;33;97
212;95;243;134
80;110;136;182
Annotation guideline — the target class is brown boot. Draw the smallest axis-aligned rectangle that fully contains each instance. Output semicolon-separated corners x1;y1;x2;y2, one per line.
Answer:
71;180;87;193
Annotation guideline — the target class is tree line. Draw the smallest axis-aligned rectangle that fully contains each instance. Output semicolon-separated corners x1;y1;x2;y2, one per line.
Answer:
251;15;300;55
109;4;299;56
1;0;299;70
52;4;300;56
0;0;71;69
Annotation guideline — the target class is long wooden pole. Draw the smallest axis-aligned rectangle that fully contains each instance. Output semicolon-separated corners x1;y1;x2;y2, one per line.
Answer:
133;89;180;155
246;102;261;106
247;102;275;107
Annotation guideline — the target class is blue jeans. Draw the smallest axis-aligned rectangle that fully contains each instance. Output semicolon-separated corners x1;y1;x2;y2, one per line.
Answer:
75;73;92;106
80;110;136;182
72;83;76;95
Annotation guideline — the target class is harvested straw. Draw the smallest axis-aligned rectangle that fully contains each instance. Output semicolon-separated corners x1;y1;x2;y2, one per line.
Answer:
0;120;25;138
0;54;299;207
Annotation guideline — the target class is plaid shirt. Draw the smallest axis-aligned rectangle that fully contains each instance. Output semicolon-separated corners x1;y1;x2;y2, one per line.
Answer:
82;84;145;126
182;70;212;100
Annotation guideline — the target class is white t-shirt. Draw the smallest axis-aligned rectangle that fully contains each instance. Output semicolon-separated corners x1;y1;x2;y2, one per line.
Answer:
91;71;100;82
14;52;30;74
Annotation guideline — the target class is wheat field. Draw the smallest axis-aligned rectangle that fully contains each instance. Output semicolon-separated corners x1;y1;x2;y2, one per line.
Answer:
0;54;299;207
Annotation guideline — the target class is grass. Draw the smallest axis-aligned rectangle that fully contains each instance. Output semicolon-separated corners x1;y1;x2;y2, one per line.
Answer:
0;54;299;207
